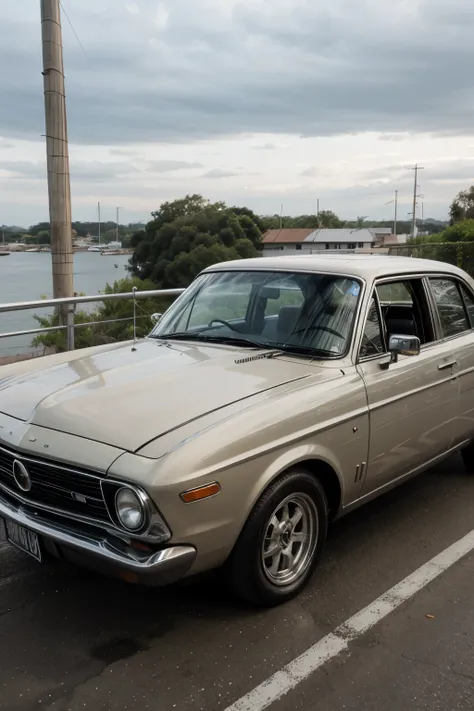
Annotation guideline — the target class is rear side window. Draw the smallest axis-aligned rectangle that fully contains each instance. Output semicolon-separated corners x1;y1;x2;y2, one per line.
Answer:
461;284;474;327
429;278;470;338
376;278;435;345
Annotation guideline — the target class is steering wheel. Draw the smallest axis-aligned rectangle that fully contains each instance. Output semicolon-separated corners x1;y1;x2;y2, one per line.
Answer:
208;318;244;333
292;324;345;340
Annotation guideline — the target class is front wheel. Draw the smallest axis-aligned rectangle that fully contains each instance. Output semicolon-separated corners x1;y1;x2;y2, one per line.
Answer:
228;469;328;606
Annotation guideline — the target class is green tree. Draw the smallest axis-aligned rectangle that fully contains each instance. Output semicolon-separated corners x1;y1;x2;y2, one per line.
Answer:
229;206;266;233
260;210;343;231
129;194;261;288
407;219;474;275
438;219;474;243
150;194;214;229
36;230;51;245
449;186;474;224
28;221;50;236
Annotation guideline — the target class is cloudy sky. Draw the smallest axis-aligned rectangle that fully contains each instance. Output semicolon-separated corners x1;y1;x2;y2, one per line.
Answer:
1;0;473;227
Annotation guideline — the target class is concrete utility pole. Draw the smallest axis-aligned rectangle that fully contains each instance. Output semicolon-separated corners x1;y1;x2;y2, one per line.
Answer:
385;190;398;236
40;0;74;303
393;189;398;237
411;164;424;238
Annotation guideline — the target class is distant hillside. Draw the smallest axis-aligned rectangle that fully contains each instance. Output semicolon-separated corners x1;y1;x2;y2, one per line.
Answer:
1;225;26;233
423;218;447;225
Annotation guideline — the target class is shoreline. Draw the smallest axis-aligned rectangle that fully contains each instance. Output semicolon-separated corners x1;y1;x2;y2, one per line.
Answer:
1;251;131;361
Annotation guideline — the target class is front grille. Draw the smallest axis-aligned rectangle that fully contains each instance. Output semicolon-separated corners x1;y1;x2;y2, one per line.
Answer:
0;446;110;523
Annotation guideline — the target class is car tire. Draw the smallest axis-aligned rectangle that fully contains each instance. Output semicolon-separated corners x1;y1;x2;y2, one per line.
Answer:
461;443;474;472
228;468;328;607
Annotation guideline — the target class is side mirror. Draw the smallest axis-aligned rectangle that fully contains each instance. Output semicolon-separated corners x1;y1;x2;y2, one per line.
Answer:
151;313;162;324
380;334;420;370
389;334;420;357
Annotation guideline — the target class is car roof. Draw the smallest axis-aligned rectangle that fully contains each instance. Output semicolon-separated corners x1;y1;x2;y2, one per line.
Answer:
203;253;469;282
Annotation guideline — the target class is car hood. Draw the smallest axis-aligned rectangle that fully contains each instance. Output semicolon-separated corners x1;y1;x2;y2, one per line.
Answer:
0;339;313;452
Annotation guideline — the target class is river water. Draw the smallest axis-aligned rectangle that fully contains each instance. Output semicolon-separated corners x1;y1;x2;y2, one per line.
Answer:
0;251;130;356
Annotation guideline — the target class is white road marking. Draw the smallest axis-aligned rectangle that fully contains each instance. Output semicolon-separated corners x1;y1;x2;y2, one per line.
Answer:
224;528;474;711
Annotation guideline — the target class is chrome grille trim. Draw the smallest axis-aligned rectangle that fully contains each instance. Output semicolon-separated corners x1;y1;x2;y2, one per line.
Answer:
0;444;112;527
0;444;104;478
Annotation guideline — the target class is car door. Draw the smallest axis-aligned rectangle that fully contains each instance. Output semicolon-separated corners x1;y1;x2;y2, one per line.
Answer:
356;276;459;497
427;275;474;447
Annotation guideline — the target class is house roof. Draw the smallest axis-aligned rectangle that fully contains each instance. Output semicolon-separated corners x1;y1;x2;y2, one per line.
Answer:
262;228;315;244
304;228;374;243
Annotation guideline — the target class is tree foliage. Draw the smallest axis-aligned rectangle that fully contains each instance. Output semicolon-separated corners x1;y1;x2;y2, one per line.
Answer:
450;186;474;225
438;219;474;243
21;231;51;245
408;209;474;276
260;210;343;231
128;194;262;287
26;220;144;247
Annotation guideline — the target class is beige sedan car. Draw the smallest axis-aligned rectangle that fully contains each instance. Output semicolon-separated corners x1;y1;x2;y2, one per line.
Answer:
1;254;474;606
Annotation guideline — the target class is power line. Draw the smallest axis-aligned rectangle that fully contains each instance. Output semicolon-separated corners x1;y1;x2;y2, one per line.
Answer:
59;1;87;55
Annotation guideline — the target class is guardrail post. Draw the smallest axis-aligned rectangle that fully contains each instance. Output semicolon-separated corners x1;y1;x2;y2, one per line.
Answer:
66;304;75;351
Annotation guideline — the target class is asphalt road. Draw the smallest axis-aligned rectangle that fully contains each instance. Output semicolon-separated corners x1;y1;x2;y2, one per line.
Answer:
1;454;474;711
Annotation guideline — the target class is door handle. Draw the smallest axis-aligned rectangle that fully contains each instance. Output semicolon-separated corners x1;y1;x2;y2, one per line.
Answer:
438;360;457;371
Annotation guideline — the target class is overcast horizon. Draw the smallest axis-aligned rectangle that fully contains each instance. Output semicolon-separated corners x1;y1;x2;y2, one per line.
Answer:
1;0;473;226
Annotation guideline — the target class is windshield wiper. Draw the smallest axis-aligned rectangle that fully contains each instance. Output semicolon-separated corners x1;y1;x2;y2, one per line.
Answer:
151;333;336;358
202;336;275;349
150;332;205;341
277;344;335;358
151;332;275;350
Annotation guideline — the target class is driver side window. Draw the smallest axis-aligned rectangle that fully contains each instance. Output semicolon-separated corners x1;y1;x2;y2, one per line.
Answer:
360;296;385;358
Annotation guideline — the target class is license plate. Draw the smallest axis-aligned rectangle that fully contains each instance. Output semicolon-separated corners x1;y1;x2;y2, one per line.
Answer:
0;517;42;562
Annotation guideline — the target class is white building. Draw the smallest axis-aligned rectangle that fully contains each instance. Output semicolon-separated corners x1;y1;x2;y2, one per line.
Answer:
262;228;375;253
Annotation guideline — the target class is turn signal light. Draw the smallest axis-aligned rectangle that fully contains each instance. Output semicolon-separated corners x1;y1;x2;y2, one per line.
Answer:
180;482;221;504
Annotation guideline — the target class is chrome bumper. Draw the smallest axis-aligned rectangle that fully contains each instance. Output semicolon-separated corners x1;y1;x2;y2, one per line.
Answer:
0;493;196;586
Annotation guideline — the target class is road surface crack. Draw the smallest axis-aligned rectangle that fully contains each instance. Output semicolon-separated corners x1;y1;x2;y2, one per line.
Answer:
401;652;474;682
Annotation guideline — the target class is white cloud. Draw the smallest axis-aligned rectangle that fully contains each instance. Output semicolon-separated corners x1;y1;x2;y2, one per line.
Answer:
0;0;473;225
125;2;140;14
202;168;239;179
153;2;169;29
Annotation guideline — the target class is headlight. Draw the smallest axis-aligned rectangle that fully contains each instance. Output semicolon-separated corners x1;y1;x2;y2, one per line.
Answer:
115;487;145;531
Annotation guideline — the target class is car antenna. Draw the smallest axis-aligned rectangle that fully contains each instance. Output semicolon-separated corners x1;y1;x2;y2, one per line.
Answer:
131;286;138;352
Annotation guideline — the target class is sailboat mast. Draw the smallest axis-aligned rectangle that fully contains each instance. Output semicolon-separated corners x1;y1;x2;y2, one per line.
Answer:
98;202;101;247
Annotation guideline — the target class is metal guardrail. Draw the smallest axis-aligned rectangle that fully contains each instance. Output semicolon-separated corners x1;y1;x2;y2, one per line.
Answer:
0;288;185;352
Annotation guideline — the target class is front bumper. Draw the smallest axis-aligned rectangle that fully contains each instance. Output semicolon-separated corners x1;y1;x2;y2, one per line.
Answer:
0;493;196;586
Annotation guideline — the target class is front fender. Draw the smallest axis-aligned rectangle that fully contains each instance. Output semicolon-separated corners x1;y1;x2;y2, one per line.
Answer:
110;368;369;575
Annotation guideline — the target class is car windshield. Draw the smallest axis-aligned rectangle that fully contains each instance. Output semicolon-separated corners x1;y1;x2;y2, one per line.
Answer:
150;270;362;358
